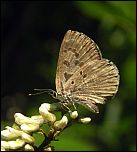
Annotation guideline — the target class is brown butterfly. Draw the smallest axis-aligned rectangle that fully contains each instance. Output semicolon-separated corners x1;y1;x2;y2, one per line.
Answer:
53;30;119;113
32;30;119;113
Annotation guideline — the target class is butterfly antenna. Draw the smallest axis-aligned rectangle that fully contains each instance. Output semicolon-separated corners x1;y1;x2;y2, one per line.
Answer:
33;88;53;92
28;89;54;96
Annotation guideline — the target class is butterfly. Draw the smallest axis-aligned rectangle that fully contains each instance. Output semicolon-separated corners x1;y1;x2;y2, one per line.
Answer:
52;30;120;113
33;30;119;113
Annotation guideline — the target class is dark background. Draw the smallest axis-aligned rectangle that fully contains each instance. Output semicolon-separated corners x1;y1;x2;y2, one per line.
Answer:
1;1;136;151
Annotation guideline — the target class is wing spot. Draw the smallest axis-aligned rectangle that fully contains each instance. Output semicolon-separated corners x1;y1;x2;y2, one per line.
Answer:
79;71;87;78
63;49;67;53
68;47;79;58
64;72;73;82
71;81;74;84
63;60;70;67
74;60;79;66
79;62;84;67
74;52;79;58
83;74;87;78
80;71;83;75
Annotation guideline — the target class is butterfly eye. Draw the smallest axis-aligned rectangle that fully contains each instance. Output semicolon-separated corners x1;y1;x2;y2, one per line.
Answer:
49;90;57;98
53;91;57;98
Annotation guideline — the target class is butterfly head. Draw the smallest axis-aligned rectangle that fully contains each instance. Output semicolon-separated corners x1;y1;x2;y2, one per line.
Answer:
48;90;63;100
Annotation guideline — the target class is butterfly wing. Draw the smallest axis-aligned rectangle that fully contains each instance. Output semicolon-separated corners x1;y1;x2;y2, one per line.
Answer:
63;59;119;113
56;30;102;93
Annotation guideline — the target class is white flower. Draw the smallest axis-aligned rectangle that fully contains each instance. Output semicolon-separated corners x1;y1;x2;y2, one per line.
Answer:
1;126;22;140
31;115;44;125
24;144;34;151
44;146;52;151
1;147;6;151
20;123;40;133
39;104;56;123
70;111;78;119
21;132;35;144
1;141;9;150
14;113;43;125
14;113;31;125
40;103;58;112
8;139;25;150
40;103;52;111
53;115;68;130
79;117;91;124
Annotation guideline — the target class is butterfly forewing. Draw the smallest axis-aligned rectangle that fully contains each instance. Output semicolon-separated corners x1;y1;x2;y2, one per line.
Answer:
56;30;102;93
55;30;119;113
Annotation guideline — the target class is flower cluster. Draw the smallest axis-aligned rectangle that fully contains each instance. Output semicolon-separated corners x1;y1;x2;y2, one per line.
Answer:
1;102;91;151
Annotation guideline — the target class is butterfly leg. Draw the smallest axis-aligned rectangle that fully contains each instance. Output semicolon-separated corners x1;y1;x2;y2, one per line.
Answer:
72;102;77;110
61;102;72;113
69;95;77;111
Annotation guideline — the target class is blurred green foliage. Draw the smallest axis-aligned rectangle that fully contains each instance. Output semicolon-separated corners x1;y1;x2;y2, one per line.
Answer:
1;1;136;151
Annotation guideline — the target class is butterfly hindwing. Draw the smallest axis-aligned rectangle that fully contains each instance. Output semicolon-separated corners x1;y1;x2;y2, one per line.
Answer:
63;59;119;112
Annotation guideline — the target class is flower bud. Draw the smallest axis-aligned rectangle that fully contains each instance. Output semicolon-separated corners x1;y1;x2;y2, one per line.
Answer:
40;103;51;111
21;132;35;144
44;146;52;151
1;126;22;140
53;115;68;130
79;117;91;124
21;123;40;133
1;147;6;151
24;144;34;151
54;130;61;138
1;141;9;150
40;103;59;112
31;115;44;125
14;113;43;125
14;113;31;125
8;139;25;150
70;111;78;119
39;104;56;123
